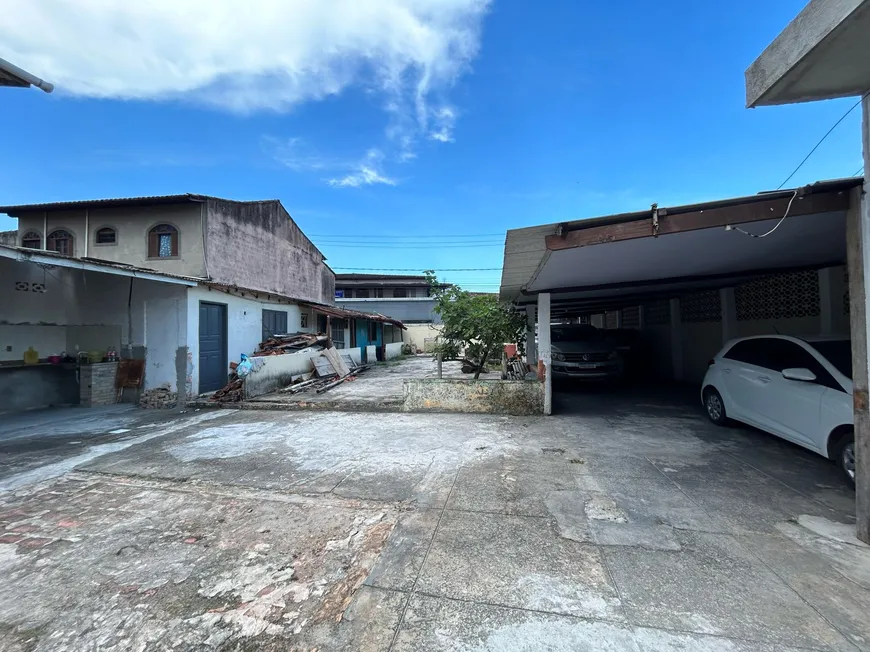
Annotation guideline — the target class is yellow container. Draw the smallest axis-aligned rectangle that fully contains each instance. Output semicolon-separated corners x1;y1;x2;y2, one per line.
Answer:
23;347;39;365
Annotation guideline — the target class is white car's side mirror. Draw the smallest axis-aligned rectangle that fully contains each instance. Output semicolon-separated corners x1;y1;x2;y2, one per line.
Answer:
782;367;817;382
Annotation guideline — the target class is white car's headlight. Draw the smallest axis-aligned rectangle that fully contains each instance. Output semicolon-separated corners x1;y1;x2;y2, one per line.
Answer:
553;352;566;361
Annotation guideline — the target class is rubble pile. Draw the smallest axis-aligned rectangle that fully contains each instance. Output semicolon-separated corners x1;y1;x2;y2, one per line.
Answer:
254;332;329;356
279;349;369;396
139;385;177;409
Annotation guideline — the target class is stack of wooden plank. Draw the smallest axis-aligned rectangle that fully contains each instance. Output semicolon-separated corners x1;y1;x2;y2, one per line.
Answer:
280;347;370;395
255;332;329;356
505;358;528;380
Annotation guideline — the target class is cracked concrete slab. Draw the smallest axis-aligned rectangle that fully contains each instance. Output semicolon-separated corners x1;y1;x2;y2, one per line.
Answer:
2;384;868;651
417;510;624;620
447;458;577;516
365;508;441;592
740;527;870;651
0;476;401;651
603;529;856;650
393;594;815;652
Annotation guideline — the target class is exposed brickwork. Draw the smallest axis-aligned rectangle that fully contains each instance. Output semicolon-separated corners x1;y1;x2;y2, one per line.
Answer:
79;362;118;407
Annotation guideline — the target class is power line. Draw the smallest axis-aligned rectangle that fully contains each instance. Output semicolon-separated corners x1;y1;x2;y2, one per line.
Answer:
309;232;504;238
854;165;865;177
778;91;869;190
319;243;503;249
316;240;503;246
332;267;502;271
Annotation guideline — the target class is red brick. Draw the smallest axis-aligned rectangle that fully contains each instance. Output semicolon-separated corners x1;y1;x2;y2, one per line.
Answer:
0;534;24;544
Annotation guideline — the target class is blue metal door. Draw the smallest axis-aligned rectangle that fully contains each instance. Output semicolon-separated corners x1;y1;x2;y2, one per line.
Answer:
355;319;369;362
199;302;227;393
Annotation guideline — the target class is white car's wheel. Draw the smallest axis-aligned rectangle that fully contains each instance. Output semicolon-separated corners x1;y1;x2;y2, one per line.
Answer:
835;431;856;489
703;387;727;426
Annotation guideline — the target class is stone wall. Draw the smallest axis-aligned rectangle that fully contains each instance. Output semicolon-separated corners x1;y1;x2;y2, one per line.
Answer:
403;379;544;416
79;362;118;407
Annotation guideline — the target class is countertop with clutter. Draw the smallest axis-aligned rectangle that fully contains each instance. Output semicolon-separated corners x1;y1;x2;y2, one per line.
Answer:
0;346;123;413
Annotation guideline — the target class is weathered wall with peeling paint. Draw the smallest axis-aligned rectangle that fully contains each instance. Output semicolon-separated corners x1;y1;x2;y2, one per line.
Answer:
403;379;544;415
205;199;335;304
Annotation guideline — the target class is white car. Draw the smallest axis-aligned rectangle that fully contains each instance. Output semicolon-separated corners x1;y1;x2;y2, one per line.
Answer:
701;335;854;486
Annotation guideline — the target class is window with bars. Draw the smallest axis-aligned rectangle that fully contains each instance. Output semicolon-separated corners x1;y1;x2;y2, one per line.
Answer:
148;224;179;258
21;231;41;249
95;227;117;244
331;319;347;348
47;229;74;256
735;270;819;321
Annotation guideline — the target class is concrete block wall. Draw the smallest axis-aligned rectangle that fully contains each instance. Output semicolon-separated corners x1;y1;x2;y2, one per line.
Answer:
385;342;404;360
403;379;544;415
79;362;118;407
243;351;316;399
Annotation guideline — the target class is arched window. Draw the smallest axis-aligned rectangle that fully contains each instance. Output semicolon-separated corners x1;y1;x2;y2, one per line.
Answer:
21;231;41;249
148;224;178;258
95;227;116;244
47;229;74;256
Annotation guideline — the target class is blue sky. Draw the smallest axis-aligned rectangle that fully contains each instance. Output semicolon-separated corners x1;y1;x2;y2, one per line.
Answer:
0;0;864;294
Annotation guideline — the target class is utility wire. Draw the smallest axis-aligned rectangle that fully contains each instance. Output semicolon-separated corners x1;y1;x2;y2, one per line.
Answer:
308;232;504;238
778;91;869;190
730;190;798;239
853;165;865;178
318;243;503;249
333;267;502;271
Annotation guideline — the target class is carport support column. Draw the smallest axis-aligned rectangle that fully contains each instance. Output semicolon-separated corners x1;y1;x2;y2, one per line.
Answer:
721;288;736;344
849;98;870;544
526;305;537;366
538;292;552;415
670;298;683;381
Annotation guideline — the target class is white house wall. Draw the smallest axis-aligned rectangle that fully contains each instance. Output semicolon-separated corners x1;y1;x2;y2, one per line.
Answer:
1;257;190;392
185;285;312;396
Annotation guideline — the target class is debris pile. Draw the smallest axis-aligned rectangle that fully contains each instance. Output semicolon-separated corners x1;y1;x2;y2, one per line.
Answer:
280;348;369;395
254;332;329;356
139;385;177;409
211;378;244;403
505;357;530;380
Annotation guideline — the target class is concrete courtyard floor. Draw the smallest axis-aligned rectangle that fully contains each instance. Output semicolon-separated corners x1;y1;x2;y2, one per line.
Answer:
1;386;869;651
247;355;500;411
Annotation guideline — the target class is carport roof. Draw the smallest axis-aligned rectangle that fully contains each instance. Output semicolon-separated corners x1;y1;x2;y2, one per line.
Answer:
745;0;870;106
499;178;861;316
0;56;53;93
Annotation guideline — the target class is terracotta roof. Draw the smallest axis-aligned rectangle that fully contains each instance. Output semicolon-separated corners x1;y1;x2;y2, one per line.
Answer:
301;302;406;329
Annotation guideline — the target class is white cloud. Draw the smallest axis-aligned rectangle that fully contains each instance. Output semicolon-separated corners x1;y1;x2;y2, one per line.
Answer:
429;106;457;142
262;136;332;172
0;1;488;130
263;137;397;188
327;150;397;188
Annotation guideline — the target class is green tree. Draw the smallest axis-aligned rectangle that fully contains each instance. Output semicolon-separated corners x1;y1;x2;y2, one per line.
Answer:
425;271;526;379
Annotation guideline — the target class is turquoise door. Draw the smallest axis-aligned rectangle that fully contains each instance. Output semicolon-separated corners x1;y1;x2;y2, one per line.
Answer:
355;320;370;362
